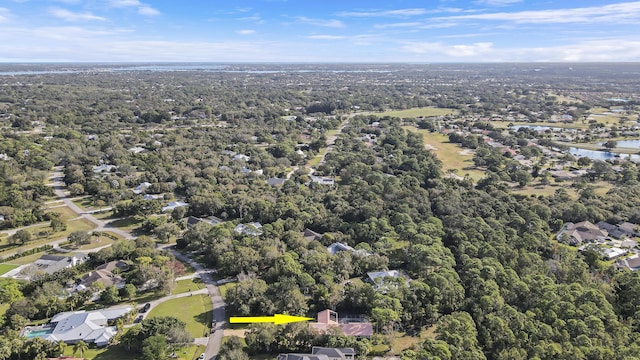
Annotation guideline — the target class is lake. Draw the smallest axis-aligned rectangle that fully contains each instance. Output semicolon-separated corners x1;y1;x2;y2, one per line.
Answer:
569;147;640;162
596;140;640;149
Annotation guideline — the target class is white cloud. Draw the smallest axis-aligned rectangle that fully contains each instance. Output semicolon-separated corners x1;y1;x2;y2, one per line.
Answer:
374;22;422;29
402;41;494;57
0;8;11;23
295;16;345;28
338;8;427;17
138;5;159;16
236;29;255;35
108;0;140;7
106;0;160;16
307;35;346;40
475;0;522;6
49;7;107;21
399;38;640;62
438;1;640;24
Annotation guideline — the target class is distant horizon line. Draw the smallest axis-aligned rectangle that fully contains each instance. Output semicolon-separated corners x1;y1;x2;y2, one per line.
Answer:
1;61;640;65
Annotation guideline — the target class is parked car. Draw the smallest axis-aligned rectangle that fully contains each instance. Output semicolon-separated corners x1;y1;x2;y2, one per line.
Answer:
198;353;206;360
141;303;151;313
134;315;143;323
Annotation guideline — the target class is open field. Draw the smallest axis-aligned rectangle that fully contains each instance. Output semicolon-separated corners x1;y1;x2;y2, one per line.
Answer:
0;263;17;275
0;218;94;258
378;107;457;118
46;205;80;221
147;294;212;338
172;278;206;295
403;126;485;181
4;252;45;265
512;181;613;199
547;92;583;104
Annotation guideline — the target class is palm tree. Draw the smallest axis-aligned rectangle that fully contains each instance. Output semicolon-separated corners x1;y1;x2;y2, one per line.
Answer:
73;340;89;358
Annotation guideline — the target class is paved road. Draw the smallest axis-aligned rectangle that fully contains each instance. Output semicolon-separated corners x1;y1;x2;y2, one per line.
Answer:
47;167;133;240
166;247;225;360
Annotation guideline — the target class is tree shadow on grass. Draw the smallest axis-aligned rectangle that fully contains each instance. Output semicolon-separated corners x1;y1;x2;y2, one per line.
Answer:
194;310;213;335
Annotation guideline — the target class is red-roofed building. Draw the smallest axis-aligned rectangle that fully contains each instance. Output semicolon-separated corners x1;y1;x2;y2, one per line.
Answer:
309;310;373;337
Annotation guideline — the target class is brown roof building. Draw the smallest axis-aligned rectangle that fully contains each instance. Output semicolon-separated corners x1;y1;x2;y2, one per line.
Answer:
309;310;373;337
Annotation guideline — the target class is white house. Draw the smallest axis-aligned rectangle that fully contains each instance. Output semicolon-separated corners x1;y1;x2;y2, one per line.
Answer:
30;306;132;347
161;201;188;212
235;222;263;236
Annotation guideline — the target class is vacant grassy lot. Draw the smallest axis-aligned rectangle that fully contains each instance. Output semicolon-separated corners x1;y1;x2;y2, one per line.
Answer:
0;263;17;275
172;278;205;295
403;126;485;181
147;294;212;338
5;252;45;265
378;107;457;118
45;205;80;221
62;344;134;360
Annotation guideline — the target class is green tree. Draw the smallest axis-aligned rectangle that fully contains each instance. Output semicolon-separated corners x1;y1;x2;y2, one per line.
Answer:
68;231;91;247
119;283;137;300
141;335;167;360
73;340;88;358
100;286;120;305
9;229;31;245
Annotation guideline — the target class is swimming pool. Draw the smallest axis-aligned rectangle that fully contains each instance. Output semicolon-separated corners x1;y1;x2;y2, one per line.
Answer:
26;328;54;338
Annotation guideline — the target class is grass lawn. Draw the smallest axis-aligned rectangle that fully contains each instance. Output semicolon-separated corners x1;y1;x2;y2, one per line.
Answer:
107;217;143;231
180;345;206;360
547;92;583;104
45;206;80;221
5;252;49;265
93;210;116;220
0;263;18;275
63;344;136;360
378;107;457;118
0;303;10;317
391;332;421;354
403;126;485;181
307;154;323;167
218;282;236;298
172;278;205;295
71;196;101;211
147;294;212;338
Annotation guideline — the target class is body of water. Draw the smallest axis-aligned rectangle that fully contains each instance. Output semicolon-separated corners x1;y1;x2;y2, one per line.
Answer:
26;328;54;338
0;64;396;76
569;147;640;162
596;140;640;149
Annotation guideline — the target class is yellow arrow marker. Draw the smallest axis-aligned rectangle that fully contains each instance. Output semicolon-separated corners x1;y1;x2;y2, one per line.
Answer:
229;314;314;325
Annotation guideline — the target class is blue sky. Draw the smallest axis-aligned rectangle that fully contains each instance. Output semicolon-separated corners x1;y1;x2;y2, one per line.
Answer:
1;0;639;62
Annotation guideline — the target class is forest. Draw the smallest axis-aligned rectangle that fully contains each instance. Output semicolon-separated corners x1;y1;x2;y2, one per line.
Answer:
1;63;640;359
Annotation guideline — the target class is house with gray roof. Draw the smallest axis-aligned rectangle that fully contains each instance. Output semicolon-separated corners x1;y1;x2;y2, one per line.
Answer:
30;306;132;347
235;222;263;236
277;347;355;360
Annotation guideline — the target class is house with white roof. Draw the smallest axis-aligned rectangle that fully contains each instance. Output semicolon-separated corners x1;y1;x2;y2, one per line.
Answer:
161;201;188;212
235;222;263;236
133;182;151;194
29;306;132;347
